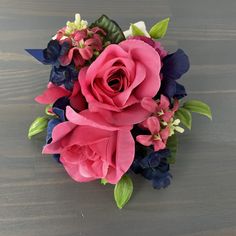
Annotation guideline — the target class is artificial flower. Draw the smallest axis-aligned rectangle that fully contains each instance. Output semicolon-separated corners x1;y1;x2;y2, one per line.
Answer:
43;109;135;184
59;27;106;68
123;21;150;38
130;35;167;59
141;95;179;122
26;13;212;209
136;116;170;151
35;81;87;112
79;39;161;126
160;49;190;98
131;149;172;189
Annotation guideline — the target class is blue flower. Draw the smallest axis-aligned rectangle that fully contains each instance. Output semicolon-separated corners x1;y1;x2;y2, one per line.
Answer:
44;40;70;64
46;118;61;144
130;148;172;189
49;63;78;90
45;97;71;163
160;49;190;99
52;96;70;121
25;40;70;65
26;40;77;90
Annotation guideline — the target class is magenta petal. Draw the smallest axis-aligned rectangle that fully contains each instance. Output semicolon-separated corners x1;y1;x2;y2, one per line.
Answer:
160;127;170;140
173;99;179;112
66;106;131;131
79;46;93;60
106;129;135;184
161;111;173;122
60;47;84;67
35;85;71;104
61;155;96;182
141;97;157;113
86;44;128;80
159;95;170;110
119;39;161;98
95;103;150;126
113;62;146;107
153;140;166;151
73;29;87;41
136;135;153;146
42;122;76;154
146;116;160;134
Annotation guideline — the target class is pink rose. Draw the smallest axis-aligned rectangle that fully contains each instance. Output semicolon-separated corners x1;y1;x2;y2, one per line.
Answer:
43;107;134;184
79;39;161;126
35;81;87;111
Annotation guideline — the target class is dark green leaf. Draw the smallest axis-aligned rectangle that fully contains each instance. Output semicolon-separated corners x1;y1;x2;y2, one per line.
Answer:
166;134;178;164
183;100;212;120
28;116;49;139
175;107;192;130
114;175;133;209
149;17;170;39
91;15;125;44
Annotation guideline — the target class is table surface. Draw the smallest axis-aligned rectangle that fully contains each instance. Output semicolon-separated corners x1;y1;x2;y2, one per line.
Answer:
0;0;236;235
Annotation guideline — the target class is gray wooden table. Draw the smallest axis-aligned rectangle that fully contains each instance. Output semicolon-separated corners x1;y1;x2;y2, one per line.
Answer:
0;0;236;235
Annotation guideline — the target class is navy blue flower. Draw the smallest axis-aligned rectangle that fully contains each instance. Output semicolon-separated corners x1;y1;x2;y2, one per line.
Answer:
160;49;190;99
45;118;62;163
25;40;70;65
49;63;78;90
46;118;61;144
43;40;70;65
152;171;172;189
45;97;71;163
52;96;70;121
130;148;172;189
26;40;77;90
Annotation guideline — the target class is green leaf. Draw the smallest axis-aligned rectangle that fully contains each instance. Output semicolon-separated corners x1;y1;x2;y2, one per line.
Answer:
28;116;49;139
149;17;170;39
114;175;133;209
101;178;108;185
131;24;145;36
183;100;212;120
45;104;54;116
175;107;192;130
166;134;178;164
91;15;125;44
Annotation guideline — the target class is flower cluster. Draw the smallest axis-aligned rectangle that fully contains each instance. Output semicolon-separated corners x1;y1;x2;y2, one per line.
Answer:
27;14;212;208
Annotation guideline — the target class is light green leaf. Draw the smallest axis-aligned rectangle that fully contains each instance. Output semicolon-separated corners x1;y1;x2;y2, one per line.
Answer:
114;175;133;209
166;134;178;164
183;100;212;120
131;24;145;36
28;116;49;139
91;15;125;44
45;104;54;116
175;107;192;130
101;178;108;185
149;17;170;39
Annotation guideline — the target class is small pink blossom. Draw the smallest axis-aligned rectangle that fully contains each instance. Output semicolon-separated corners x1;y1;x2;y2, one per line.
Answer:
59;27;106;68
141;95;179;122
136;116;170;151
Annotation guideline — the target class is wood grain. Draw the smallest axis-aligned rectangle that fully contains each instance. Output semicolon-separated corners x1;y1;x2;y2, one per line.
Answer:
0;0;236;235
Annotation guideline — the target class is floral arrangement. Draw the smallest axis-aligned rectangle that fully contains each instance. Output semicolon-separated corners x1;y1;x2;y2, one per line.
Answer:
26;14;212;209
